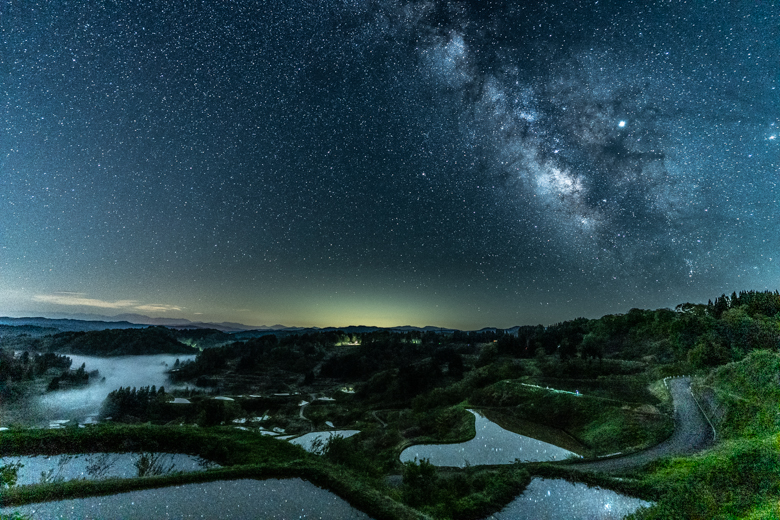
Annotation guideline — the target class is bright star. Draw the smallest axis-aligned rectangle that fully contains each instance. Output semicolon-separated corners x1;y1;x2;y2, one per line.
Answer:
618;121;626;127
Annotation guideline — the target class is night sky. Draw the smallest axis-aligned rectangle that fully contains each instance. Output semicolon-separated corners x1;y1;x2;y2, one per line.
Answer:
2;0;778;329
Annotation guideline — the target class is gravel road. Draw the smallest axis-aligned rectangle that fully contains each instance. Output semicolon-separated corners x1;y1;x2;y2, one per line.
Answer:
571;377;714;474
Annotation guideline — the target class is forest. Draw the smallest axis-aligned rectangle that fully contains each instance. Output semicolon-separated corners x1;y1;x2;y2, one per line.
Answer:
2;290;780;519
0;326;232;356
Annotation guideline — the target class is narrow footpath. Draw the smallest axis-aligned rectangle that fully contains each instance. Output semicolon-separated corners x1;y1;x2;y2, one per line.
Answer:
372;410;387;428
299;399;313;432
572;377;714;474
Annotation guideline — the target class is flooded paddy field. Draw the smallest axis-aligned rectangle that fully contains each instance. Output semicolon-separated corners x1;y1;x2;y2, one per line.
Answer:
487;478;652;519
400;410;579;467
0;452;217;485
0;478;373;520
290;430;361;453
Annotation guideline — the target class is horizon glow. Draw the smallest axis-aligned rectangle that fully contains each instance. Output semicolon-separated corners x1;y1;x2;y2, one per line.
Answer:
2;1;778;329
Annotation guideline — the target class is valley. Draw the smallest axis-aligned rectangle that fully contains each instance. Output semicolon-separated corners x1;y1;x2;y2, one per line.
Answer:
2;290;780;519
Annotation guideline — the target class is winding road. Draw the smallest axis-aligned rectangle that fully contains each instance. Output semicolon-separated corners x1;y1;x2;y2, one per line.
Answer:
572;377;714;473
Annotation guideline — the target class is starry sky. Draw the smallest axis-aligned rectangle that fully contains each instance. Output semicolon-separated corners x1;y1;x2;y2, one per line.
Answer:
2;0;778;329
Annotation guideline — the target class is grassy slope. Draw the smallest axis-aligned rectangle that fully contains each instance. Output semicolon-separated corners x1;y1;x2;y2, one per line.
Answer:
470;377;673;456
629;350;780;519
6;340;778;519
696;349;780;440
0;421;532;520
631;435;780;519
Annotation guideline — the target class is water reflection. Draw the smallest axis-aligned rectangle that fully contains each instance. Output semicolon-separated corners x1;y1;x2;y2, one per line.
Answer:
400;410;577;467
1;478;373;520
0;452;217;485
291;430;361;453
486;478;652;519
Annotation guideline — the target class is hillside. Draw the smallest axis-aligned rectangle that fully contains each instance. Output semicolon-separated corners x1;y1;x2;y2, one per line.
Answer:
45;327;195;356
2;290;780;519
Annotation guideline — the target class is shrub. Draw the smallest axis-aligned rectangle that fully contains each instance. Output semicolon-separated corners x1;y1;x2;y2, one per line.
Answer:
401;458;438;507
0;462;23;488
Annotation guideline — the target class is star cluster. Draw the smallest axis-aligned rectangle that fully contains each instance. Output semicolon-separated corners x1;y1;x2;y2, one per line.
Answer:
2;0;778;328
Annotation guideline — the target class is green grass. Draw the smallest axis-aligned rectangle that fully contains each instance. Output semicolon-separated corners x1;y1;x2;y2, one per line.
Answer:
0;422;533;520
395;460;531;520
407;406;476;445
479;408;587;455
525;375;660;405
470;380;673;455
346;406;478;476
0;423;306;467
623;351;780;519
695;349;780;439
629;435;780;519
0;513;30;520
741;500;780;520
0;424;428;520
9;348;780;519
0;463;430;520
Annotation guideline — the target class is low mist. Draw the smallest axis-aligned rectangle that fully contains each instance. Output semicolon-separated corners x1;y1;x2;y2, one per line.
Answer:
31;354;196;425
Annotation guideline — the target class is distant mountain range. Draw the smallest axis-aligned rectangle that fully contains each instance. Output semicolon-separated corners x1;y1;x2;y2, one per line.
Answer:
0;314;503;335
0;316;147;333
0;314;266;333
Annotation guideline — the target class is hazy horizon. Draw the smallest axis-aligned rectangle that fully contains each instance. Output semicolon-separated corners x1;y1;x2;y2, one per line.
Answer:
3;1;777;330
0;288;740;331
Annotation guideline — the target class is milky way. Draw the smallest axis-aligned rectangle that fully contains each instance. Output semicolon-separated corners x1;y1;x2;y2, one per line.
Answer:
2;1;778;328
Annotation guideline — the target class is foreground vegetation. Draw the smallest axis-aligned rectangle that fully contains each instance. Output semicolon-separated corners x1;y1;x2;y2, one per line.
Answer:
625;348;780;518
2;289;780;518
0;424;532;520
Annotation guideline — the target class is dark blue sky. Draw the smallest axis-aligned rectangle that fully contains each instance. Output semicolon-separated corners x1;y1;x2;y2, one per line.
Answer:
2;0;778;328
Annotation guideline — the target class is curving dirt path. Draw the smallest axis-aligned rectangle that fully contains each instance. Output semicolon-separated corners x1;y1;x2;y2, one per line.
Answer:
571;377;714;474
299;401;313;432
372;410;388;428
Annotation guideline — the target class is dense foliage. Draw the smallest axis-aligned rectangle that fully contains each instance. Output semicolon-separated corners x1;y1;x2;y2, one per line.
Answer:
0;350;72;400
100;386;168;422
400;458;531;519
3;289;780;519
45;362;100;392
0;326;204;356
45;327;195;355
0;351;71;381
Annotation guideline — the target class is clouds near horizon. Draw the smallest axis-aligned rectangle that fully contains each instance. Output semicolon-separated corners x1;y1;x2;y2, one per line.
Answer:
32;294;182;313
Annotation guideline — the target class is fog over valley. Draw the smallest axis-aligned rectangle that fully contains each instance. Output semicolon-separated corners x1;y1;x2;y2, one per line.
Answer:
9;354;196;427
